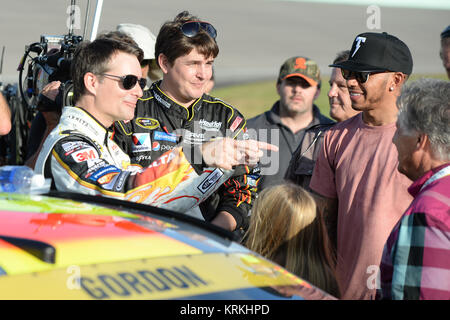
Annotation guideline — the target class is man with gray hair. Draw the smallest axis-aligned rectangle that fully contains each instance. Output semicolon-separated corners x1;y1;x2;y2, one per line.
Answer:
378;78;450;300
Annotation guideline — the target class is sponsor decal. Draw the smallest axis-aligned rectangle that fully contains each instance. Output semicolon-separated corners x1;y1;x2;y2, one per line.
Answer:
160;144;175;151
247;174;260;187
198;119;222;131
66;114;102;137
152;141;160;151
135;154;152;163
131;133;152;153
148;150;177;168
230;116;243;132
197;168;224;194
71;147;99;163
183;131;205;144
113;171;131;192
154;92;171;109
89;165;121;183
97;172;119;185
62;141;90;155
84;159;108;178
135;117;160;130
153;131;177;143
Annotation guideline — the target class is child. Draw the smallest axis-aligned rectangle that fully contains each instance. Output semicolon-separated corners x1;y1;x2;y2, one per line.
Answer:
245;183;340;298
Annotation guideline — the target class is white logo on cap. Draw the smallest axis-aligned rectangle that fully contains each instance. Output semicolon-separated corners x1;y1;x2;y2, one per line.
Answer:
352;36;367;57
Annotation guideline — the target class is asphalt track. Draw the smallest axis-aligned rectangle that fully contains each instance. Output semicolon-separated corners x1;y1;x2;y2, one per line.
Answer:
0;0;448;86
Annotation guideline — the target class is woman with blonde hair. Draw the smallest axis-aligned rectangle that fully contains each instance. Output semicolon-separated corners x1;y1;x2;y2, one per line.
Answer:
245;183;340;298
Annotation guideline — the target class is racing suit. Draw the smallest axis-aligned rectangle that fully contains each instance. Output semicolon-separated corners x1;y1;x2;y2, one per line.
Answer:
34;106;238;213
114;81;259;230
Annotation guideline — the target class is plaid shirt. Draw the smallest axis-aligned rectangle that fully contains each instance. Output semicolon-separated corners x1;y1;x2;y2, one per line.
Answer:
378;163;450;300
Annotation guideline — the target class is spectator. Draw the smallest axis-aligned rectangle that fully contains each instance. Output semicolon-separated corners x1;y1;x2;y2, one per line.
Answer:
310;32;414;300
113;12;276;231
116;23;163;82
204;66;215;94
0;92;11;136
328;50;360;122
34;35;271;209
245;183;340;298
378;78;450;300
440;25;450;79
285;50;359;189
247;56;334;191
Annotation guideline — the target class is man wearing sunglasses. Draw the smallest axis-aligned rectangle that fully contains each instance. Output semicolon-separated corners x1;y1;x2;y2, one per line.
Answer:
35;36;272;211
114;11;268;233
309;32;414;300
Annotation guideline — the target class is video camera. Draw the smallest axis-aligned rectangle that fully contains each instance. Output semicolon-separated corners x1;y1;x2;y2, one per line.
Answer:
18;33;83;111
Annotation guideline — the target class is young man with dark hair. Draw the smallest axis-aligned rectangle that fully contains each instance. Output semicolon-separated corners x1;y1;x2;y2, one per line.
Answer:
35;35;270;210
114;11;274;232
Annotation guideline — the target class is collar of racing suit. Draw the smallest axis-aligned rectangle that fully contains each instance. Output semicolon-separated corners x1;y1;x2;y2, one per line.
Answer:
34;106;118;176
149;81;205;122
62;106;114;146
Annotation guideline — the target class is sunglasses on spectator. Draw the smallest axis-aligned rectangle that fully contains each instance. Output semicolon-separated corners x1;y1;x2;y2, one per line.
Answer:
180;21;217;39
341;69;381;83
100;74;147;90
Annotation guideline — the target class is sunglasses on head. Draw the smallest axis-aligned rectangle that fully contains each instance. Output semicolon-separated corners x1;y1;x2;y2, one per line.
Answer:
100;73;147;90
180;21;217;39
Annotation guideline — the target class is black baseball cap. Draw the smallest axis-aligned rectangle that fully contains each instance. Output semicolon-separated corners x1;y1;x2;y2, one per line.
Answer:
441;25;450;39
330;32;413;75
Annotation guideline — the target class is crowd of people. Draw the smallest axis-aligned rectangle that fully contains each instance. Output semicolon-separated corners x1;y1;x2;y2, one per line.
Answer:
0;11;448;300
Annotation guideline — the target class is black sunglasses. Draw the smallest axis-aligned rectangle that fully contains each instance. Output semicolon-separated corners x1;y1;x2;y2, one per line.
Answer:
180;21;217;39
341;69;372;83
100;73;147;90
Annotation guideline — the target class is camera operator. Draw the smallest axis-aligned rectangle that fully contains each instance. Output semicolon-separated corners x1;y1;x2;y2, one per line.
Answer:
0;92;11;136
24;81;62;168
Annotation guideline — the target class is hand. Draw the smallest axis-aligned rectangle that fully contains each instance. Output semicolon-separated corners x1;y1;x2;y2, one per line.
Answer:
40;81;62;128
41;81;61;100
200;137;278;170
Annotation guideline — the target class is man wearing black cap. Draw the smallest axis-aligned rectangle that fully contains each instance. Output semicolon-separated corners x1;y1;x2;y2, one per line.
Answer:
440;25;450;79
309;32;414;300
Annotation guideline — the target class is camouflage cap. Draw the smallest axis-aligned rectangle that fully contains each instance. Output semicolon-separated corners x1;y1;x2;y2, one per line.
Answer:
278;56;321;87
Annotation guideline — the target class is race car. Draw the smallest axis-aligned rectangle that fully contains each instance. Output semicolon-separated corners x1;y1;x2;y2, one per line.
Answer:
0;190;335;300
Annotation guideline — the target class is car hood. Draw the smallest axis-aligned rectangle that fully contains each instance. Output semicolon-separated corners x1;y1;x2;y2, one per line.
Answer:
0;192;335;300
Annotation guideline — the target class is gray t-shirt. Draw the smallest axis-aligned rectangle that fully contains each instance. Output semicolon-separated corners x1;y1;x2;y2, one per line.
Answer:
246;101;330;191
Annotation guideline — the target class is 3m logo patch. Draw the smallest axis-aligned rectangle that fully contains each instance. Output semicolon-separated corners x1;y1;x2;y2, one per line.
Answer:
71;147;99;163
132;133;152;153
135;118;160;130
197;168;224;194
230;116;243;132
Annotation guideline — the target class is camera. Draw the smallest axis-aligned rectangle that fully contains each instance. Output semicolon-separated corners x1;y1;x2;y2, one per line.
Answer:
19;33;83;111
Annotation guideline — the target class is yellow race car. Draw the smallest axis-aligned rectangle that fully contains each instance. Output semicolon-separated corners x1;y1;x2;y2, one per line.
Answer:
0;191;335;300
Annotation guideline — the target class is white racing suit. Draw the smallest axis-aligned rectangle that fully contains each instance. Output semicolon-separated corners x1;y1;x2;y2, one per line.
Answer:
34;106;236;213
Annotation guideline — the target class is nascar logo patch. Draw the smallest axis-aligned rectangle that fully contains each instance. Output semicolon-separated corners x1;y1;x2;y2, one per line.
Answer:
135;117;160;130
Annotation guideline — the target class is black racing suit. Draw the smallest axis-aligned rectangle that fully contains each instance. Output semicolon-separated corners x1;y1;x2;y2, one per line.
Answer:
114;81;259;231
